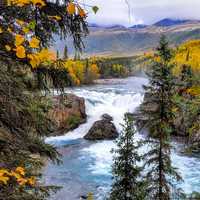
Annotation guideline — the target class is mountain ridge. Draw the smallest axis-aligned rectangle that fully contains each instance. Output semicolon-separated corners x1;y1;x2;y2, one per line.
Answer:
54;18;200;57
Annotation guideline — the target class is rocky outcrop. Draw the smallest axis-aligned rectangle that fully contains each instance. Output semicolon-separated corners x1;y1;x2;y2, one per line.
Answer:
188;116;200;152
136;92;200;141
133;92;157;129
189;130;200;146
101;114;113;121
49;94;87;135
84;114;118;140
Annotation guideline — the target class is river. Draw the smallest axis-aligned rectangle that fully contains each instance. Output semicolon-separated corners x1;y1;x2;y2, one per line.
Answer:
44;76;200;200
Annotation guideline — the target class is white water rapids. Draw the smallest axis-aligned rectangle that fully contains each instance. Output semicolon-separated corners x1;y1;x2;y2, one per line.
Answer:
44;77;200;200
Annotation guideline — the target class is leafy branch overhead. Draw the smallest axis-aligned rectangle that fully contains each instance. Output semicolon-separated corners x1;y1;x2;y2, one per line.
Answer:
0;0;98;69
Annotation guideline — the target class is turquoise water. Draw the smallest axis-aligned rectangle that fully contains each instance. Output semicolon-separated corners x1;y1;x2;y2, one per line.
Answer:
44;77;200;200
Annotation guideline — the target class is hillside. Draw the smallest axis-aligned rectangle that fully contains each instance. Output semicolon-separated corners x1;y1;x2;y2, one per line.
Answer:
54;19;200;57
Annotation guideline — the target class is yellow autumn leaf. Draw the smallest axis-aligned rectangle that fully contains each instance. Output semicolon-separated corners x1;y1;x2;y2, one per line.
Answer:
78;7;86;18
15;167;25;176
10;171;22;179
0;176;9;185
39;49;56;61
48;15;62;21
5;45;11;51
15;34;25;46
186;86;200;96
16;45;26;58
0;27;3;34
28;54;39;68
29;37;40;48
67;2;76;15
32;0;46;7
10;0;29;7
22;27;30;34
16;19;25;26
0;169;10;176
7;27;12;33
17;177;27;185
27;177;36;186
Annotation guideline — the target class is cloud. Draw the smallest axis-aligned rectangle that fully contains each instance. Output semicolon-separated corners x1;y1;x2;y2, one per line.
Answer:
80;0;200;26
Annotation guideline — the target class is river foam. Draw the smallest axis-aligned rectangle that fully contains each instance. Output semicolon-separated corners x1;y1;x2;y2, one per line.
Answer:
46;82;144;145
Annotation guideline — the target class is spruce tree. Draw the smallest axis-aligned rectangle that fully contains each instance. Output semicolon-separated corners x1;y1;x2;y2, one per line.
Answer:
56;50;60;59
141;35;184;200
0;0;89;199
109;114;147;200
179;64;193;94
63;45;68;59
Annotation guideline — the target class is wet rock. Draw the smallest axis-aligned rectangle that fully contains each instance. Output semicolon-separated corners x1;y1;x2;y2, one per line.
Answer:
173;116;188;137
101;114;113;121
84;118;118;140
80;195;87;199
49;94;87;136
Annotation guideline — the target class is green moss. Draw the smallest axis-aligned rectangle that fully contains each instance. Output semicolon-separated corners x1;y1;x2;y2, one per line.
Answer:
65;114;82;129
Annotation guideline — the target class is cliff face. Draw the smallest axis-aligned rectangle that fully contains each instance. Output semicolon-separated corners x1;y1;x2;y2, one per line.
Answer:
49;94;87;135
135;93;200;152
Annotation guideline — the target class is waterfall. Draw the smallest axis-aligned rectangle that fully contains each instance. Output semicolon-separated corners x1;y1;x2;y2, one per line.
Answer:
44;77;200;200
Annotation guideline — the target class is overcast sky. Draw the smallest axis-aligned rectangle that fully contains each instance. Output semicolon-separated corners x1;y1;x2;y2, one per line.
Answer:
82;0;200;26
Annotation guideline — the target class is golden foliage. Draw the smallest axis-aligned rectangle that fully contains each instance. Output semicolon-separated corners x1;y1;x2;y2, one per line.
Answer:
173;40;200;74
67;2;76;15
186;86;200;97
5;45;11;51
15;34;25;47
1;0;90;69
0;167;36;187
53;59;100;85
9;0;46;7
29;37;40;48
16;45;26;58
28;49;56;68
48;15;62;21
78;7;86;18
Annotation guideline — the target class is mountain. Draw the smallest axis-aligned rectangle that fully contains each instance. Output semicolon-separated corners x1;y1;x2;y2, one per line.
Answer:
88;23;126;29
106;25;126;29
54;19;200;57
129;24;147;29
153;18;191;27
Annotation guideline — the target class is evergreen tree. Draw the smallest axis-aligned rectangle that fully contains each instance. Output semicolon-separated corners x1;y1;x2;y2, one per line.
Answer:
56;50;60;59
179;64;193;94
84;58;89;84
109;114;147;200
74;50;81;60
63;45;69;59
0;0;89;199
141;35;184;200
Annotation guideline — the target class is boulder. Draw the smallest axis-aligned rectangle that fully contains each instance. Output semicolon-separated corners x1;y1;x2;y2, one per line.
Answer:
84;117;118;140
101;114;113;121
49;94;87;135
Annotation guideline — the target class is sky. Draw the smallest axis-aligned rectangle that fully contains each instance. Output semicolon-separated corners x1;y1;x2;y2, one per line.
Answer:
81;0;200;26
